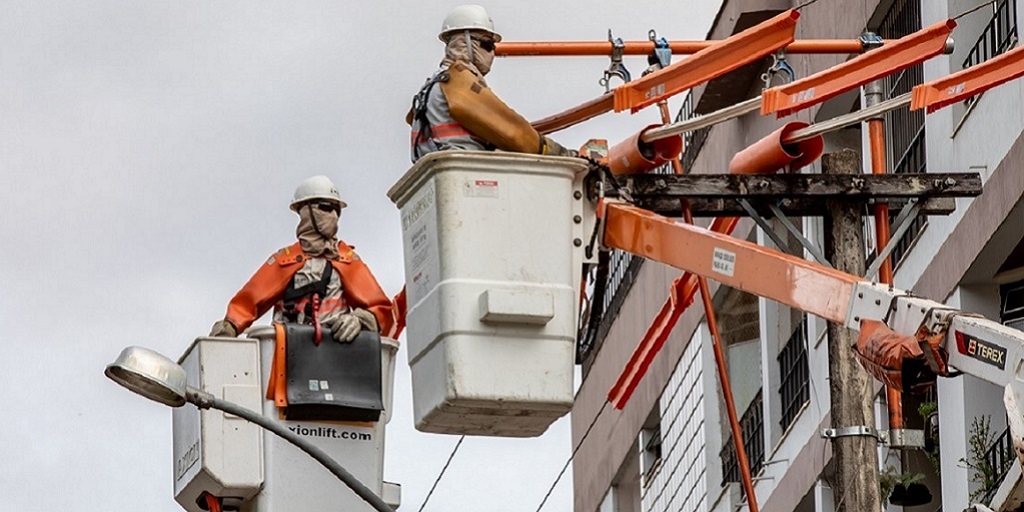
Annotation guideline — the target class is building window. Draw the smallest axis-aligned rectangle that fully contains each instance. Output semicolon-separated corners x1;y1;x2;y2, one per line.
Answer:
639;407;663;487
720;389;765;487
1000;280;1024;330
778;316;810;432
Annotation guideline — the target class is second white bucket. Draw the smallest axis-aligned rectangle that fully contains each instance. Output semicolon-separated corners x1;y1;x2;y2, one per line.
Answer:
389;151;588;437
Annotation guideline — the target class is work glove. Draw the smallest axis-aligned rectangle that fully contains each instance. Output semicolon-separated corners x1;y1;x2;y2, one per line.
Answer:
330;314;361;343
541;136;576;158
209;319;237;338
329;308;379;343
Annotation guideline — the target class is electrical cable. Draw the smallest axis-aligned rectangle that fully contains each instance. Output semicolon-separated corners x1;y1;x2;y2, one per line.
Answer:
794;0;827;11
417;435;465;512
534;401;610;512
953;0;998;20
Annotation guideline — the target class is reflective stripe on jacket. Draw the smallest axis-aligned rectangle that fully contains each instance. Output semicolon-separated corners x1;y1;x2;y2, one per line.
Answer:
224;241;393;335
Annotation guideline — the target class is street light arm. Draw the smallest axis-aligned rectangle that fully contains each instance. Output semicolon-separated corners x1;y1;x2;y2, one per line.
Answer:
185;388;394;512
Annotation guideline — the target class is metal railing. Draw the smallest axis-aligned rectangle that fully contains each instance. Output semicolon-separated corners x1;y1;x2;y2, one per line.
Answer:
963;0;1019;108
721;390;765;487
980;425;1015;504
778;317;810;431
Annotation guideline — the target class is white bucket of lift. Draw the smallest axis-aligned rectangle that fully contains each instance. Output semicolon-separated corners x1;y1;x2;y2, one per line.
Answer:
172;331;402;512
388;151;588;437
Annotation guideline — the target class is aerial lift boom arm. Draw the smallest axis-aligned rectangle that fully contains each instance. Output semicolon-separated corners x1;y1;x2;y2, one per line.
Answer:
599;200;1024;468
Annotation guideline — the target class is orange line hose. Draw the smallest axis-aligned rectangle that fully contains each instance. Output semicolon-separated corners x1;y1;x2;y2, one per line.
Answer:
205;494;222;512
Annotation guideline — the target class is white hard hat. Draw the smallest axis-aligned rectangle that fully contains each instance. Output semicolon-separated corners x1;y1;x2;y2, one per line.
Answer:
290;175;347;212
439;5;502;43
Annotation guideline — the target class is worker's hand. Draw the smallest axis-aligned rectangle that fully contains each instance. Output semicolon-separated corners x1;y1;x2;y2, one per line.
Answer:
330;314;362;343
209;319;237;338
350;308;379;333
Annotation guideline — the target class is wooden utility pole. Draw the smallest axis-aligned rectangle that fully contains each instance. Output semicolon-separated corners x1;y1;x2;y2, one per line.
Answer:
821;149;881;511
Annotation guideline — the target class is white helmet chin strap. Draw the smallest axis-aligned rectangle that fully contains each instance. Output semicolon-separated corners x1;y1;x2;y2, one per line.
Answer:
464;30;473;62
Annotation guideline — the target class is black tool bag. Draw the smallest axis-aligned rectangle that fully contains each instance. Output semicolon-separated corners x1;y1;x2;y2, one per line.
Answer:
284;323;384;422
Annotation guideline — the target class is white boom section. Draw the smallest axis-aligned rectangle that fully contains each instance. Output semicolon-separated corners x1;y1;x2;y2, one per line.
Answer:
601;201;1024;467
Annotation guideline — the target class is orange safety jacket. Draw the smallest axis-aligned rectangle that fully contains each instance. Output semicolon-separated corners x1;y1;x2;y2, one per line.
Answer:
224;241;394;335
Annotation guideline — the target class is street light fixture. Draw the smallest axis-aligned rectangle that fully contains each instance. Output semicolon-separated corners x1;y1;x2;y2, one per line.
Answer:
105;345;394;512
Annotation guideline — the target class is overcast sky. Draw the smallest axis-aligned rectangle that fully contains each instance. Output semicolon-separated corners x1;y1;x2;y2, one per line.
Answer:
0;1;720;510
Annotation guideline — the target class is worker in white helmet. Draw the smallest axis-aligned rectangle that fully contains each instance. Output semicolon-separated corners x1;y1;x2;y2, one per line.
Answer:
407;4;575;162
209;176;393;342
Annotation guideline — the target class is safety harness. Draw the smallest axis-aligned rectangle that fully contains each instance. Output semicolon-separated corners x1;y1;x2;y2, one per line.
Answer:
280;262;333;345
410;69;451;162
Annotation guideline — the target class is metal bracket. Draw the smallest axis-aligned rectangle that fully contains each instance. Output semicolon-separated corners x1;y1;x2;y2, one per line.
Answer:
859;32;884;51
766;203;832;267
821;426;926;448
648;30;672;69
738;199;832;267
761;50;796;89
738;199;793;255
600;31;631;92
865;198;923;280
822;426;879;440
882;428;926;449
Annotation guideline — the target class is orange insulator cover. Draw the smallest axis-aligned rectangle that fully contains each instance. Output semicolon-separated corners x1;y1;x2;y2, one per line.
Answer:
728;121;824;175
852;320;949;394
607;125;683;175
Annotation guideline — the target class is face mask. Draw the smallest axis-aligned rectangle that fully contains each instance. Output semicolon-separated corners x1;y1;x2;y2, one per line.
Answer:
296;203;340;258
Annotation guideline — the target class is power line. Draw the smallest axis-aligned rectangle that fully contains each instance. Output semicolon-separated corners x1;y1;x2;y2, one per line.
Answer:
794;0;827;11
417;435;465;512
534;401;611;512
953;0;998;20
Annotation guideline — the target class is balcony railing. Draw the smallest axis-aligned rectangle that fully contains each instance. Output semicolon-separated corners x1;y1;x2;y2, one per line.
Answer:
721;389;765;487
963;0;1019;107
778;317;810;431
980;426;1015;504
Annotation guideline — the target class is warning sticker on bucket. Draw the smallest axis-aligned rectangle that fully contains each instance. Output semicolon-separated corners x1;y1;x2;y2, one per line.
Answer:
465;179;499;198
712;248;736;277
403;181;439;303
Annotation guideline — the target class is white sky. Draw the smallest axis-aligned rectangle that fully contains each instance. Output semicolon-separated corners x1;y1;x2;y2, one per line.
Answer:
0;1;720;510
